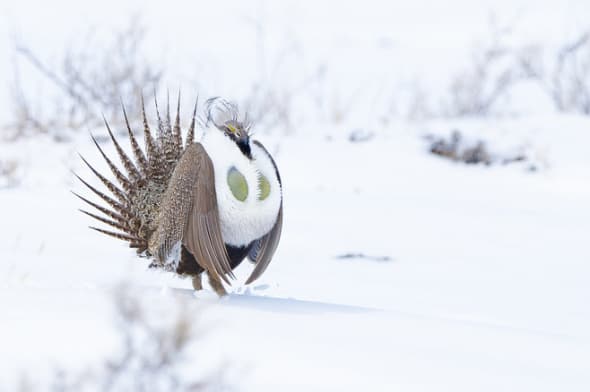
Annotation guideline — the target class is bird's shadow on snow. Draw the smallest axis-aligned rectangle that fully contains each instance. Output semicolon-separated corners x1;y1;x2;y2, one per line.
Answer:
169;287;376;315
225;293;376;315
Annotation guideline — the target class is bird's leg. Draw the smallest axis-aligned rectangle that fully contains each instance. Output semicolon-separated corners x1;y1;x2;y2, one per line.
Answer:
192;274;202;291
208;274;228;297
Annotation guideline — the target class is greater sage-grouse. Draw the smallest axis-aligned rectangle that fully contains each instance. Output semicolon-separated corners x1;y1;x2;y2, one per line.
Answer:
74;96;283;296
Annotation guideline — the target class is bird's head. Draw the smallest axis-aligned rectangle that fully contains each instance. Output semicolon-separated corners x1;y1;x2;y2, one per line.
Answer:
205;97;252;159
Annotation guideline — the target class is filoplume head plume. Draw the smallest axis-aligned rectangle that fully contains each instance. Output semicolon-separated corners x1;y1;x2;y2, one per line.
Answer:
74;95;283;296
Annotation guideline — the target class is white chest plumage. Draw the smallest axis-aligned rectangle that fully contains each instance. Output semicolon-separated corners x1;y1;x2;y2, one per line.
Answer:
199;129;282;247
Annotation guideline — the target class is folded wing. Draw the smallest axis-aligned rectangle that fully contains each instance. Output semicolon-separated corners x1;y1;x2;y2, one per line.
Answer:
246;205;283;284
150;143;234;283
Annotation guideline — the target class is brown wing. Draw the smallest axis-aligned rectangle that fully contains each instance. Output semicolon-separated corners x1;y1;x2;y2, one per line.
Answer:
245;140;283;285
245;204;283;284
150;143;234;283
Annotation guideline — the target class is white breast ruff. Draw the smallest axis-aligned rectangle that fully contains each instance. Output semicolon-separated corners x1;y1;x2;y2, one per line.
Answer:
200;129;282;247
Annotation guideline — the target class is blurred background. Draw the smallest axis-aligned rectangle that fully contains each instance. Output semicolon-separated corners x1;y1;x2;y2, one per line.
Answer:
0;0;589;391
2;0;590;137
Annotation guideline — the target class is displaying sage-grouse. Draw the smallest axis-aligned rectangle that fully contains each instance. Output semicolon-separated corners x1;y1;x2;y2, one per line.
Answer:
74;96;283;296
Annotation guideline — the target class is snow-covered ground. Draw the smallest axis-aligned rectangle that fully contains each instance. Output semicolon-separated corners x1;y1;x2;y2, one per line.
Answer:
2;113;589;390
1;1;590;391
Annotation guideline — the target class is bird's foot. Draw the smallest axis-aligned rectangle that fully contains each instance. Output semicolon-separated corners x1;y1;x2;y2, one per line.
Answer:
208;274;228;297
191;275;202;291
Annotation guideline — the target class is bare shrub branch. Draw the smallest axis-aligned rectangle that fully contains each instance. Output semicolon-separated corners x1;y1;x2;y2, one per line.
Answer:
0;159;22;189
16;287;233;392
510;29;590;115
542;31;590;114
8;19;162;140
241;14;326;133
441;19;523;117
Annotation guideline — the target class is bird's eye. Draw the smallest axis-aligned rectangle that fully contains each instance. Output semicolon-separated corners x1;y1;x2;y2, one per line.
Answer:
226;124;237;134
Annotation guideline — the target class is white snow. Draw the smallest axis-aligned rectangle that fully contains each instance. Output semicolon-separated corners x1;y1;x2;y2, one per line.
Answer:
1;1;590;391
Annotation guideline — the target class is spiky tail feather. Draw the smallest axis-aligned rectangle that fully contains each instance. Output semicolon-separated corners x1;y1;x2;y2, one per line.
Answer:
75;94;198;257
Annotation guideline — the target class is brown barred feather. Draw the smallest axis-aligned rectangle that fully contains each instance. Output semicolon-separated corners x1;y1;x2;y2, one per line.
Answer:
129;242;147;250
154;94;165;141
147;96;171;183
78;154;128;203
141;96;159;165
122;104;149;174
90;135;132;192
185;97;198;149
103;118;142;183
172;91;183;154
79;209;130;233
73;173;128;216
71;191;126;224
159;93;181;176
165;91;172;135
89;226;144;244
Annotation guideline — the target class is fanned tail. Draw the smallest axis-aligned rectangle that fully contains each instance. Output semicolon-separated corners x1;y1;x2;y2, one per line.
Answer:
74;93;196;255
122;103;148;174
186;96;198;149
